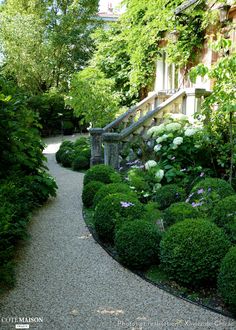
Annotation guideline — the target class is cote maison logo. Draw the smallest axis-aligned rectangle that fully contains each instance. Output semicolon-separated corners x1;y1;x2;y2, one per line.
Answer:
1;317;43;329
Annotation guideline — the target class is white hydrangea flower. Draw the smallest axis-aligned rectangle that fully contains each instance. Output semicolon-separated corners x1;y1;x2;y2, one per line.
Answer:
153;183;162;192
165;122;181;132
155;169;164;181
169;113;189;121
173;137;183;145
184;128;197;136
154;144;162;152
147;126;157;137
145;160;157;170
147;123;166;138
156;134;168;143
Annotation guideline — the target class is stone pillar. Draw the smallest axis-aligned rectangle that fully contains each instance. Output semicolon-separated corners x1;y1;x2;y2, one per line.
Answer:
89;128;104;166
183;88;208;116
103;133;121;169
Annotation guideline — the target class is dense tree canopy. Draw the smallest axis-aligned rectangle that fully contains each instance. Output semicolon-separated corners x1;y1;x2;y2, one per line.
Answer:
0;0;99;93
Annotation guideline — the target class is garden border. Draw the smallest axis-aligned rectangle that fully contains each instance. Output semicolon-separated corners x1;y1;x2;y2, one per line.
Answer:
82;209;236;321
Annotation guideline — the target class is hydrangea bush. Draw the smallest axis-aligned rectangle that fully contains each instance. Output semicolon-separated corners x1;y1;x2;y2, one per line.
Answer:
146;114;213;186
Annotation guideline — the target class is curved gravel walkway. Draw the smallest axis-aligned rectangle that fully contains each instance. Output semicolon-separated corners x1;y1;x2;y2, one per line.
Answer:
0;136;236;330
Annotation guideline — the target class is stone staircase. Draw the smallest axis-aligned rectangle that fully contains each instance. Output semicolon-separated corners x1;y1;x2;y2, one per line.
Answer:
90;88;210;169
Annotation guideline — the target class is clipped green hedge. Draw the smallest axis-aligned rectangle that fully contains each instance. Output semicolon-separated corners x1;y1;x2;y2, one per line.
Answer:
211;195;236;244
115;220;162;269
83;164;121;186
218;246;236;314
72;155;90;171
160;218;231;287
93;183;133;208
82;181;105;208
94;193;144;242
163;202;199;228
155;184;186;210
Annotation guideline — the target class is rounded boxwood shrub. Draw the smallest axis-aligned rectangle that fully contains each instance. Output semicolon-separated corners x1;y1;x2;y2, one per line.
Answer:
163;202;199;228
94;193;144;242
60;150;75;168
93;183;133;208
83;164;121;186
160;218;231;287
211;195;236;243
218;246;236;313
82;181;105;208
115;220;162;269
143;202;162;225
154;184;186;210
74;137;89;147
72;155;90;171
188;178;235;214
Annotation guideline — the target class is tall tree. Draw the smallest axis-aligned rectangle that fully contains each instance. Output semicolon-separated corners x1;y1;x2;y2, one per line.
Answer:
0;0;99;93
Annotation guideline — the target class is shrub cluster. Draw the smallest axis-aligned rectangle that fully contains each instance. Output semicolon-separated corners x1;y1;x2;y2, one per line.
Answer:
160;218;231;287
155;184;186;210
163;202;199;228
217;246;236;313
211;195;236;244
56;137;91;171
82;181;105;208
115;220;162;269
93;183;133;208
83;164;121;186
94;193;144;242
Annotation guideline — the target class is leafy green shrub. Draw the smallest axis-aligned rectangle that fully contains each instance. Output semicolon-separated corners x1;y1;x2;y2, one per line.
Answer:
94;193;144;242
82;181;105;208
83;164;121;186
72;156;90;171
60;150;76;168
218;246;236;314
115;220;162;269
211;195;236;244
160;218;231;287
154;184;186;210
143;202;162;225
74;137;89;147
163;202;199;228
188;178;235;214
93;183;133;208
60;140;74;149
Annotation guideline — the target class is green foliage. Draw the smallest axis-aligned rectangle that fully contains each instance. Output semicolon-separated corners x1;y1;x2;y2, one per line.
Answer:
93;183;133;208
72;156;90;171
163;202;199;228
211;195;236;244
115;220;162;269
83;164;121;186
218;246;236;314
154;184;186;210
66;67;120;127
160;218;231;287
143;202;162;225
188;178;235;214
82;181;105;208
94;193;144;242
60;149;76;168
0;0;99;93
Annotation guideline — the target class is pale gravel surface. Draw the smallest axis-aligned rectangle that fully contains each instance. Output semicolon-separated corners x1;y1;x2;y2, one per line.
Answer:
0;135;235;330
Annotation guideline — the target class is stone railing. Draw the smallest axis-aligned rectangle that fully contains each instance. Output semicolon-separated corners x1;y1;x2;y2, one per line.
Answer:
90;88;210;169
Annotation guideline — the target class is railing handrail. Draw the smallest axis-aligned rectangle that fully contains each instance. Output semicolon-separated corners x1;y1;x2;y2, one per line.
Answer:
103;91;157;132
119;89;186;140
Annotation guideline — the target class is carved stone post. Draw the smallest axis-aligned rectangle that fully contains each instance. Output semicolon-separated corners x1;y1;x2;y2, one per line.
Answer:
89;128;104;166
103;133;121;169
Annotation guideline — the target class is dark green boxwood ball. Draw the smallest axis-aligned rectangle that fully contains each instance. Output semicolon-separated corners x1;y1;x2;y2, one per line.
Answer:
218;246;236;314
163;202;199;228
74;137;89;147
60;140;74;149
83;164;121;186
72;155;90;171
60;150;75;167
94;193;144;242
155;184;186;210
211;195;236;243
82;181;105;208
188;178;235;214
160;218;231;287
93;183;134;208
115;220;162;269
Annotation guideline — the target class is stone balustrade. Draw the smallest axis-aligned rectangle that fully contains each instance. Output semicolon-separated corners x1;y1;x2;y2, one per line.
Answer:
90;88;211;169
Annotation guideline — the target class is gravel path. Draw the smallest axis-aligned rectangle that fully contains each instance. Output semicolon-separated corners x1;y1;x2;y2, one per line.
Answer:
0;136;235;330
